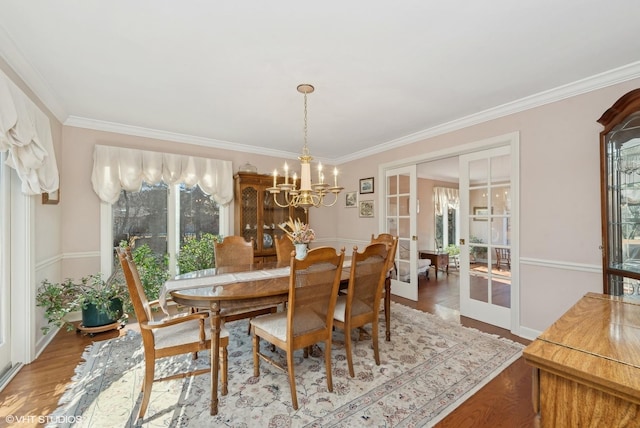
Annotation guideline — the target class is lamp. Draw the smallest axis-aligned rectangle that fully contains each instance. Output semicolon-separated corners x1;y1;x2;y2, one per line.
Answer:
268;84;343;211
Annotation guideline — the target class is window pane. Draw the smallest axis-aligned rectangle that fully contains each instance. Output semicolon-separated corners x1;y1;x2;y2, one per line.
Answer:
112;182;168;256
179;184;220;245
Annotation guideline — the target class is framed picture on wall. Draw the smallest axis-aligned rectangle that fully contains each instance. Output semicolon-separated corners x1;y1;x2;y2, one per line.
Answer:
473;206;491;220
345;191;357;207
359;200;374;217
359;177;374;194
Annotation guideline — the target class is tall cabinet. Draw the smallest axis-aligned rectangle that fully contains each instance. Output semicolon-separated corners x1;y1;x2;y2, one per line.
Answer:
234;172;308;263
598;88;640;296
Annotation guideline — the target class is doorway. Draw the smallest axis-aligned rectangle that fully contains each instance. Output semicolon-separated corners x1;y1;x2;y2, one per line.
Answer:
382;132;519;332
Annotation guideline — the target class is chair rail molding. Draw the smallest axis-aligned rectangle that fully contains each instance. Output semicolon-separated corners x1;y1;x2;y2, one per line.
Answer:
519;257;601;274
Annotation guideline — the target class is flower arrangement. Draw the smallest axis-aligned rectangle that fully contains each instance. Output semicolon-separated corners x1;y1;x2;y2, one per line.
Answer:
279;217;315;244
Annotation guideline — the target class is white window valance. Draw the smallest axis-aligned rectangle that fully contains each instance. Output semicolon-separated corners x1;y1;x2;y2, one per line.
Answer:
91;145;234;205
0;71;59;195
434;187;460;216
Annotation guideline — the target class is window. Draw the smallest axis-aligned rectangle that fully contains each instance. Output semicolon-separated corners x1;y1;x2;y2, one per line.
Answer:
434;187;460;250
109;182;228;276
435;207;458;249
93;145;233;276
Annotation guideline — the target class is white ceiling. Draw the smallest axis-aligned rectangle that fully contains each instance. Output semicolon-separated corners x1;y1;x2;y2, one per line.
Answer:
1;1;640;166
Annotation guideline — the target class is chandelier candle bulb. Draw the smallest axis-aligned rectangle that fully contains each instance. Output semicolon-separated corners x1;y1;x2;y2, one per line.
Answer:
318;162;322;184
301;161;311;190
273;169;277;187
284;162;289;184
334;167;338;187
293;173;297;190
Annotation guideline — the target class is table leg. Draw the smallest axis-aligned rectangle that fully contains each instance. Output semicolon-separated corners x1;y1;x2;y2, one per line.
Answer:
209;302;220;416
385;276;391;341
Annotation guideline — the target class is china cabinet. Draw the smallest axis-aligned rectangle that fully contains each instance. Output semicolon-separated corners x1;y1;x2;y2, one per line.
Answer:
234;172;307;263
598;88;640;295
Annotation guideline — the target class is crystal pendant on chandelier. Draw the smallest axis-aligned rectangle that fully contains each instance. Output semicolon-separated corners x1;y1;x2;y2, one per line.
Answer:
267;84;343;211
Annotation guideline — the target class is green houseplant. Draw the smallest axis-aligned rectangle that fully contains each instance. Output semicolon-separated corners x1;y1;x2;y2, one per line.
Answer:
36;272;129;334
177;233;220;274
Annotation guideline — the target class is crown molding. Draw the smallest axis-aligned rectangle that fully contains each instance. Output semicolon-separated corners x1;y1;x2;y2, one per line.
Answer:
64;116;315;161
0;24;67;122
3;20;639;166
334;61;640;164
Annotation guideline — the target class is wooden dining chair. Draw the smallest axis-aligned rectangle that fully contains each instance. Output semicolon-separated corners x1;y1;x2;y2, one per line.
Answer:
371;233;398;277
333;243;389;377
115;246;229;422
274;235;295;263
214;235;276;332
495;247;511;270
251;246;345;410
214;235;254;267
370;233;398;341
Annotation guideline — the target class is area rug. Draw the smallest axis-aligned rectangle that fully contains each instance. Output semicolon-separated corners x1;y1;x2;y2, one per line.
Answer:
49;303;523;427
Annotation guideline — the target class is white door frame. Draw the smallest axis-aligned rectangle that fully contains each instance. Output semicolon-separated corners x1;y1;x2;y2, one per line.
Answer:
379;131;520;335
459;145;513;328
0;156;11;376
382;165;418;301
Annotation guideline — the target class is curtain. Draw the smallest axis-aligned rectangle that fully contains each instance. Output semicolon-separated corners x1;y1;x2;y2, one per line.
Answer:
0;71;59;195
91;145;234;205
434;187;460;216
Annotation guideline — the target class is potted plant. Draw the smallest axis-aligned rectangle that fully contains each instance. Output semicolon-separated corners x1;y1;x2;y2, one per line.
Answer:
36;272;129;334
279;217;315;259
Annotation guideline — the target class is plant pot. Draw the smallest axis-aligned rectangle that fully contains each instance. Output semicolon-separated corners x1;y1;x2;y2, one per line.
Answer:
82;298;123;328
294;243;308;260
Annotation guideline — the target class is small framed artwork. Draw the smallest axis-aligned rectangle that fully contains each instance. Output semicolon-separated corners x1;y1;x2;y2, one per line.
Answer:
359;177;374;194
42;189;60;205
359;200;374;218
345;191;357;208
473;206;489;220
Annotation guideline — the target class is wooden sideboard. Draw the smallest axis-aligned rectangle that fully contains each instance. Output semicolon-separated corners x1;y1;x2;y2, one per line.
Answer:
523;292;640;427
418;249;449;278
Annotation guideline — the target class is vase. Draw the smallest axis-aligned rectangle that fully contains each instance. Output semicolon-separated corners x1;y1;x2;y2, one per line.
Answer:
295;243;308;260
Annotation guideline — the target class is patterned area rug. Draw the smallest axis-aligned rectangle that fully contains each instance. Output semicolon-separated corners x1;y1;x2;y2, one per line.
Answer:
49;303;523;427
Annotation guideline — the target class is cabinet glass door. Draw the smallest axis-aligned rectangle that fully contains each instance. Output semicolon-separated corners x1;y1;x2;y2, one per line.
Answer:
605;111;640;295
241;186;258;249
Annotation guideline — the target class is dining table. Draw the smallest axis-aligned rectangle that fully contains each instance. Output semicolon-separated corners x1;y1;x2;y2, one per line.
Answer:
165;258;393;415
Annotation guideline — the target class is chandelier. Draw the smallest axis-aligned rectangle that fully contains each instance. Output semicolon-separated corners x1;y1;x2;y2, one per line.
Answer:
268;84;343;211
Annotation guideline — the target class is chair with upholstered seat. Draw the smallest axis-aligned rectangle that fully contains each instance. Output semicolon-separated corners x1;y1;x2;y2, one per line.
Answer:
333;242;389;377
214;235;275;332
214;235;254;267
115;246;229;422
371;233;397;275
251;246;345;410
274;235;295;263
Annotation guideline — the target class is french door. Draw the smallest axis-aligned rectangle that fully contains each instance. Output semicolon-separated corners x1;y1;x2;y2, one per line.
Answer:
459;146;512;328
0;154;11;379
384;165;418;301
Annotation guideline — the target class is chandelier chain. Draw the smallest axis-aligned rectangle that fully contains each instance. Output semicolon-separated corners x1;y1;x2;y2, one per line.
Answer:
302;91;309;156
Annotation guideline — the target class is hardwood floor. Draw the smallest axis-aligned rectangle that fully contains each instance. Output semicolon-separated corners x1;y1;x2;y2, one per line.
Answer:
394;270;536;427
0;269;536;427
